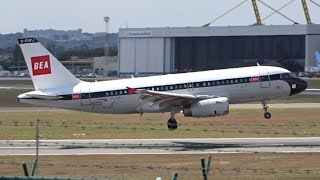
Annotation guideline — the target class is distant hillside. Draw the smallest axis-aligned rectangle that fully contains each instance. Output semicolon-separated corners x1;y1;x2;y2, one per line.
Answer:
0;33;23;49
0;32;118;50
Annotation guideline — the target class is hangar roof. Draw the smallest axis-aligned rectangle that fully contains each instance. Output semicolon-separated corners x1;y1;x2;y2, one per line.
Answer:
119;24;320;38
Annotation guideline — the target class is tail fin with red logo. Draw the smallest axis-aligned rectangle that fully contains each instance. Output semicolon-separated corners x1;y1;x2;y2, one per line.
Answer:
18;38;81;90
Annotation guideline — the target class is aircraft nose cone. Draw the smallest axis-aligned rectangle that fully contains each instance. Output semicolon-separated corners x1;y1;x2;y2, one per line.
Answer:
289;78;308;96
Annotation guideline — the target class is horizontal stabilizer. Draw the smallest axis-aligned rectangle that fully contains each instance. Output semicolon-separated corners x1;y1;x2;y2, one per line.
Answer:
18;91;62;100
26;94;63;100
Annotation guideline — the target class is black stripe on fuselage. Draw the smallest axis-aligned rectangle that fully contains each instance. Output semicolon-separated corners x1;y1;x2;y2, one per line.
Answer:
52;73;282;100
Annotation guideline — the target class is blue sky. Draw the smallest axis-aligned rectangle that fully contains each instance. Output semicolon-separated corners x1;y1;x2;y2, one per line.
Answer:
1;0;319;34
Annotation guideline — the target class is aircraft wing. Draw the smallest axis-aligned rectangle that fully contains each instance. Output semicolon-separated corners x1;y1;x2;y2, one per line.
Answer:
127;87;218;108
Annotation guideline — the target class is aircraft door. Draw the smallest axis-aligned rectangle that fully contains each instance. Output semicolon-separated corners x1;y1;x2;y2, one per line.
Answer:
259;67;270;88
80;87;91;105
187;82;194;92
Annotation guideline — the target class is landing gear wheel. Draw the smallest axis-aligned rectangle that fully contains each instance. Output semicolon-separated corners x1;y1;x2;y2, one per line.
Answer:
264;112;271;119
167;118;178;130
262;100;271;119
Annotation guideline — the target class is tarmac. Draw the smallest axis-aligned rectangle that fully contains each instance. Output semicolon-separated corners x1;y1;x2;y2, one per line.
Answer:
1;138;320;155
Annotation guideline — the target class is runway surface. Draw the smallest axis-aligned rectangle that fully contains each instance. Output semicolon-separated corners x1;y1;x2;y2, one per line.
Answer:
1;138;320;155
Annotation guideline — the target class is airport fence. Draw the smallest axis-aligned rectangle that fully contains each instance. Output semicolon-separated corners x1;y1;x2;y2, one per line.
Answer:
1;155;320;179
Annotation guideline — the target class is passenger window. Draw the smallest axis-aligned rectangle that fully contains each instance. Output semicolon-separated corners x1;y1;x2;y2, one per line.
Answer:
179;84;183;89
216;81;220;85
106;92;109;96
174;85;178;89
196;83;200;87
160;86;164;91
110;91;114;96
165;86;169;90
207;82;211;86
123;90;128;94
235;79;238;83
221;80;225;85
156;87;160;91
114;91;118;95
226;80;229;84
119;91;123;95
239;79;243;83
203;82;206;86
184;84;187;88
230;79;234;84
170;85;174;90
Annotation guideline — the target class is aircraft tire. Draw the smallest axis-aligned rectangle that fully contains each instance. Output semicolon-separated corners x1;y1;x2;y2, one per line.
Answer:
167;119;178;130
264;112;271;119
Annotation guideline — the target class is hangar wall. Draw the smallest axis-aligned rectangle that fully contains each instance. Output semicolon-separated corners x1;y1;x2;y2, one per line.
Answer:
119;37;173;76
119;25;320;76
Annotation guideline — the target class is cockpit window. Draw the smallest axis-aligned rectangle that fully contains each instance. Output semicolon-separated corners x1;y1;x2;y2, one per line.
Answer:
290;72;297;77
281;73;290;79
280;73;296;79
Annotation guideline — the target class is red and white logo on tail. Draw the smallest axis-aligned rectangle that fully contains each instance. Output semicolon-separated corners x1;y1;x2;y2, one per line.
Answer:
31;55;51;76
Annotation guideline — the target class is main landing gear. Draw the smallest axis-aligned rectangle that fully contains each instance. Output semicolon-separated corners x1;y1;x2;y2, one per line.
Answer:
167;107;180;130
262;100;271;119
167;117;178;131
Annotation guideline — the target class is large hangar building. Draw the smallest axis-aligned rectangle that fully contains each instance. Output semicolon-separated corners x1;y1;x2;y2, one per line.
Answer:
118;24;320;76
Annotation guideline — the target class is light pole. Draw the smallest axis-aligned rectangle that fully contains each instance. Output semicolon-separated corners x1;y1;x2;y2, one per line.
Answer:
104;17;110;60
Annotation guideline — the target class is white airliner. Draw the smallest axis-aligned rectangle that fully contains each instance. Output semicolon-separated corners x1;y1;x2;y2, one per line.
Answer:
17;38;307;130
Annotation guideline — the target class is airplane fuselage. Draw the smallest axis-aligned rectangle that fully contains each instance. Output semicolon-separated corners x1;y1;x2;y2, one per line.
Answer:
19;66;307;114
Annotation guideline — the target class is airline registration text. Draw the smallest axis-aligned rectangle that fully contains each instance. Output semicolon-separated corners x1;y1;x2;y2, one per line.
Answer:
72;94;80;100
31;55;51;76
251;76;260;82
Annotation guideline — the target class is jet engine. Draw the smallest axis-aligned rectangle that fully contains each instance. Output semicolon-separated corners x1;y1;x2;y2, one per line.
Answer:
183;97;229;117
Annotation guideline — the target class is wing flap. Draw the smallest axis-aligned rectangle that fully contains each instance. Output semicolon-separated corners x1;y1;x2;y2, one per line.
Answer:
127;87;219;107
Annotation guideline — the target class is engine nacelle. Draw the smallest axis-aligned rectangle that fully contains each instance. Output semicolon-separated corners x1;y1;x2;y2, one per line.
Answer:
183;97;229;117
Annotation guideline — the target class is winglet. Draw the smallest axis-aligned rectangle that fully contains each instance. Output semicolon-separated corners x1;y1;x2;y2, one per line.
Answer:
127;87;136;95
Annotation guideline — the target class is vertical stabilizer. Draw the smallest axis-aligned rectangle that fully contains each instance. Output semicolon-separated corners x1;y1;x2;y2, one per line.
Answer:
18;38;81;90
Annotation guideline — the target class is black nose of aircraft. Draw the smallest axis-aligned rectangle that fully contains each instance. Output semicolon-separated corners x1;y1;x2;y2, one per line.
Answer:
289;77;308;96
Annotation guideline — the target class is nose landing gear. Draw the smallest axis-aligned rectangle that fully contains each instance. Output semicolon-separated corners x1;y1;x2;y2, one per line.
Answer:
262;100;271;119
